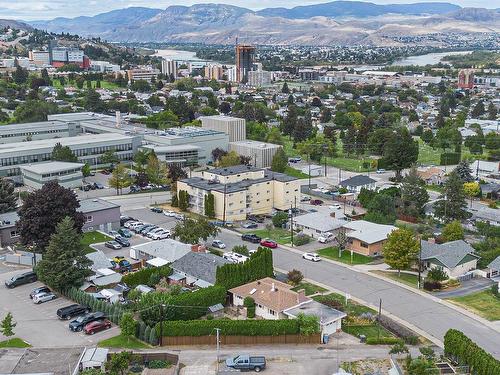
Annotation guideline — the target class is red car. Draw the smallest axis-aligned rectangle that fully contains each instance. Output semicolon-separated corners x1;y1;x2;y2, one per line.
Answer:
260;239;278;249
84;319;112;335
310;199;323;206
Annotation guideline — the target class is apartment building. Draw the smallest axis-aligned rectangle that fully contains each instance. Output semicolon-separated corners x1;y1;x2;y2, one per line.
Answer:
177;165;301;221
127;68;160;82
200;115;246;142
161;59;178;77
229;140;281;168
247;71;272;87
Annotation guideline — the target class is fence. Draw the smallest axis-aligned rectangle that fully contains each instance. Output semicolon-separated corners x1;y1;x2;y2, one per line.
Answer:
5;250;42;266
161;334;321;346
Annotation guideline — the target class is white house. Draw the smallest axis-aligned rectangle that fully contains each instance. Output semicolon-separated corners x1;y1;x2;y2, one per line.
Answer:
339;175;376;193
293;210;346;238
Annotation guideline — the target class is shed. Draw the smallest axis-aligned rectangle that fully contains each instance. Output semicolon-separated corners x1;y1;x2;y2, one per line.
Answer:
80;347;108;371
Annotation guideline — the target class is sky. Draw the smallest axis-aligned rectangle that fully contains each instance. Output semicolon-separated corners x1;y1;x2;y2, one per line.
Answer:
0;0;494;21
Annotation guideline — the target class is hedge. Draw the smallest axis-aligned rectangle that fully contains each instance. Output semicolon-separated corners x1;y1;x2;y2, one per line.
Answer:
444;329;500;375
440;152;461;165
122;265;172;288
216;248;273;289
366;337;402;345
377;315;418;345
157;319;300;337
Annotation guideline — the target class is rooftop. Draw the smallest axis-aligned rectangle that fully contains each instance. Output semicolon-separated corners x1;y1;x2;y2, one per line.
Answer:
284;300;346;325
0;120;67;132
172;252;230;285
19;161;84;174
8;347;84;375
339;174;376;187
200;115;244;122
488;256;500;271
230;140;282;150
421;240;479;269
132;239;192;263
79;198;120;213
342;220;396;244
207;164;262;176
294;211;345;233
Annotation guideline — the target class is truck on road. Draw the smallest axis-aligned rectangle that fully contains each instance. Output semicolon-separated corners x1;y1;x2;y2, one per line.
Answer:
225;354;266;372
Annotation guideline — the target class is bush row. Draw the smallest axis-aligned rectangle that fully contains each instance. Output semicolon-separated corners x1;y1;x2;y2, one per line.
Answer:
122;265;172;288
377;315;419;345
366;337;402;345
135;320;158;346
62;287;124;324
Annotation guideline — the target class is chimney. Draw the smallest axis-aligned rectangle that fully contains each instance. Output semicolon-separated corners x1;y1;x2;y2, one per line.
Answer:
191;244;206;253
115;111;120;128
271;283;275;292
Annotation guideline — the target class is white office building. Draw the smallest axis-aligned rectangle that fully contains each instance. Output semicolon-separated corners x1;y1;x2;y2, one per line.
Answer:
161;59;178;77
201;115;246;142
0;120;80;144
90;60;121;73
20;161;84;189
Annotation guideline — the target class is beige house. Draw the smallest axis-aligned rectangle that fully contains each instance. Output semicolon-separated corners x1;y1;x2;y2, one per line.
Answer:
342;220;396;257
177;165;301;221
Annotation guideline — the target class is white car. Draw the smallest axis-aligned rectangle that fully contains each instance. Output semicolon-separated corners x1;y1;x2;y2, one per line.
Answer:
124;221;139;229
231;252;249;263
174;214;185;220
212;240;226;249
146;228;168;238
303;253;321;262
329;204;342;210
222;253;238;263
33;292;57;304
248;249;258;256
150;231;170;240
163;210;176;217
318;233;334;243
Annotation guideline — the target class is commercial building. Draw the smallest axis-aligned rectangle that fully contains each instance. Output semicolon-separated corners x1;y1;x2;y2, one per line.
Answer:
204;64;224;81
177;165;301;221
28;50;50;65
458;69;474;89
161;59;178;77
0;120;80;144
19;161;84;189
247;70;272;87
235;44;256;83
127;68;160;82
229;140;281;168
90;60;121;73
201;115;246;142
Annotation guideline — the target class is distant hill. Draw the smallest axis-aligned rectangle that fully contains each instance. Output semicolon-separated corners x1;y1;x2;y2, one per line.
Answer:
0;19;33;31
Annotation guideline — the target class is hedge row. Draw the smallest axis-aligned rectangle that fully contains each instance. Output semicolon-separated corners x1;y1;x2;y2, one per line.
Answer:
377;315;418;345
215;248;273;289
444;329;500;375
122;265;172;288
440;152;461;165
366;337;402;345
157;319;300;337
135;320;158;346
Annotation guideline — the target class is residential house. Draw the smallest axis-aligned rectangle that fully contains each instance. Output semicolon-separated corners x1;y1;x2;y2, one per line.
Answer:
480;183;500;200
470;205;500;226
420;240;480;279
129;239;194;263
470;160;499;178
339;175;376;193
486;256;500;279
284;300;346;335
170;252;230;288
293;210;346;239
342;220;396;256
417;167;446;185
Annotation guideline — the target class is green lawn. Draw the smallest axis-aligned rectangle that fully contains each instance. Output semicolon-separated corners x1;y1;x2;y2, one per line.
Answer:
98;334;151;349
318;247;373;265
253;228;293;245
284;166;310;179
81;231;112;254
313;293;377;316
0;338;31;348
343;324;393;339
417;138;441;166
291;282;327;296
372;271;419;288
447;290;500;321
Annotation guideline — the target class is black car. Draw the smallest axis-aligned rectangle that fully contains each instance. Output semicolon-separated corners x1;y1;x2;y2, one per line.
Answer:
57;304;91;320
5;271;37;288
114;235;130;247
69;311;105;332
150;207;163;213
120;215;134;226
242;234;262;243
30;286;50;299
93;182;104;189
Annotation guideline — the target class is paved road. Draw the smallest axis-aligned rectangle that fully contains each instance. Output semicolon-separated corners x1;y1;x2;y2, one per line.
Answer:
433;277;495;299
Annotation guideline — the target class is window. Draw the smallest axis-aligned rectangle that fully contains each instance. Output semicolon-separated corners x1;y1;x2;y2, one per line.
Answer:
360;241;368;248
86;215;93;223
10;230;20;238
269;309;276;316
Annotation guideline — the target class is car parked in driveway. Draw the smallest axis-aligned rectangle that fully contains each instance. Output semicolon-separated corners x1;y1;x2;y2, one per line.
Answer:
318;233;334;244
302;252;321;262
114;236;130;247
57;304;90;320
84;319;112;335
242;233;262;243
105;241;122;250
212;240;226;249
260;239;278;248
241;222;258;229
33;292;57;304
69;312;105;332
30;286;50;299
5;271;37;288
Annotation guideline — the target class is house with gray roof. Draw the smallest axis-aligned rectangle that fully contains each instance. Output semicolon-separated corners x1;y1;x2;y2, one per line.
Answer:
339;175;376;193
293;210;346;238
284;300;346;336
420;240;480;279
170;252;230;288
486;256;500;279
130;239;192;263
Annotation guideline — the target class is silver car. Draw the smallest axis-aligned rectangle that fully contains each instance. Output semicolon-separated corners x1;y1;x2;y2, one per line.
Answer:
33;291;57;304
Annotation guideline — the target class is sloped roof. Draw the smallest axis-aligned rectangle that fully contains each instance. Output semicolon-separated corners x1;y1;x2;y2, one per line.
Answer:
488;255;500;271
132;239;191;263
294;211;345;233
284;300;346;325
342;220;396;244
172;252;229;285
339;175;376;187
421;240;479;269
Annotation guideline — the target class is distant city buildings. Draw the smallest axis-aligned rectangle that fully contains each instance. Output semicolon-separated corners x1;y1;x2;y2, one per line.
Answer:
29;40;89;69
161;59;178;78
235;44;256;83
126;68;160;82
201;115;246;143
90;60;121;73
247;70;272;87
458;69;474;89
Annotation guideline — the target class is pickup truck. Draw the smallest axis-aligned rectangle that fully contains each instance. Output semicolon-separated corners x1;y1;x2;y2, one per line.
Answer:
318;232;334;243
225;354;266;372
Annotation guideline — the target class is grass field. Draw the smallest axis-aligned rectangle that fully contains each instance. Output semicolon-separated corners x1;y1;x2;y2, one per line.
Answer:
372;271;419;288
253;228;293;245
284;166;310;179
98;334;151;349
0;338;31;348
291;281;327;296
447;290;500;321
417;138;441;166
343;324;393;339
52;79;121;90
81;231;112;254
318;247;373;265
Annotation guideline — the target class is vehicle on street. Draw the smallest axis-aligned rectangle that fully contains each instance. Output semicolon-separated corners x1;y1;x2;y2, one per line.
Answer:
105;241;122;250
5;271;37;288
310;199;324;206
30;286;50;299
150;207;163;213
260;239;278;248
241;222;258;229
376;169;386;174
242;234;262;243
318;233;334;244
93;182;105;189
57;304;90;320
212;240;226;249
84;319;112;335
302;252;321;262
69;312;105;332
114;236;130;247
226;355;266;372
118;228;133;238
33;291;57;304
247;215;264;223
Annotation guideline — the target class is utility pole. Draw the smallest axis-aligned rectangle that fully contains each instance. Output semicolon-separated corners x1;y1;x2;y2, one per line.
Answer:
290;203;294;246
308;153;311;190
417;238;422;289
377;298;382;341
222;184;227;226
215;328;221;373
159;304;165;346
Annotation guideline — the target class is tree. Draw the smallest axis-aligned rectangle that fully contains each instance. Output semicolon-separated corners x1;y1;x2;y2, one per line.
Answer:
434;171;469;222
219;101;231;114
365;194;396;224
119;313;137;341
17;181;85;252
0;312;16;338
233;245;249;256
218;151;242;167
382;228;419;276
133;149;150;173
84;89;105;112
421;129;434;144
145;152;168;185
335;227;348;258
36;216;92;290
81;163;91;177
281;82;290;94
463;181;480;207
455;160;473;182
13;65;28;84
441;220;464;242
51;143;78;162
101;149;119;167
272;211;288;228
266;126;283;145
211;148;228;163
471;101;485;118
177;190;190;211
382;128;419;179
172;217;219;244
204;193;215;218
271;148;288;173
282;104;298;136
109;163;132;195
287;269;304;286
400;167;429;218
488;102;498;120
0;179;17;214
106;351;132;375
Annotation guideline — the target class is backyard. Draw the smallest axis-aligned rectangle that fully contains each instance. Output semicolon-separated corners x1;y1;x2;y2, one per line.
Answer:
447;290;500;321
252;228;293;245
318;247;373;265
81;231;113;253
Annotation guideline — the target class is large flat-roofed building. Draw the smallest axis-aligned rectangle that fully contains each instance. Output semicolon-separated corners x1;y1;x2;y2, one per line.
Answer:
0;133;141;179
140;144;200;165
201;115;246;142
0;120;80;144
177;165;300;221
127;68;160;82
20;161;84;189
229;140;281;168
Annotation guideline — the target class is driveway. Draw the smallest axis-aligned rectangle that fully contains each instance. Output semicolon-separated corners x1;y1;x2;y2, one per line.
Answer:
433;277;495;299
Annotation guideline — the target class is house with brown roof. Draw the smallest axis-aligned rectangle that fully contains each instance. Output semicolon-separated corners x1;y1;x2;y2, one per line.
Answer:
417;167;445;185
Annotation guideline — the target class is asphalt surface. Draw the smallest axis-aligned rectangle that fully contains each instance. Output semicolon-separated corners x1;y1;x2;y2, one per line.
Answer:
433;277;496;299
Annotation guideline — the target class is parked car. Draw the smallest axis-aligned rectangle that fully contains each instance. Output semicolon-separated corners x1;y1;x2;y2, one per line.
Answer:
105;241;122;250
120;216;133;226
117;260;132;273
150;207;163;213
84;319;112;335
108;230;119;237
288;157;301;163
376;169;386;174
124;221;140;229
57;304;91;320
30;286;50;299
222;253;238;263
318;233;334;244
112;256;125;263
149;230;170;240
69;312;105;332
231;253;249;263
212;240;226;249
174;214;185;220
247;215;264;223
5;271;37;288
93;182;105;189
114;236;130;247
260;239;278;249
140;225;158;235
163;210;176;217
241;222;258;229
310;199;324;206
329;204;342;210
242;234;262;243
33;292;57;304
300;196;310;202
118;228;133;238
302;252;321;262
226;355;266;372
146;227;165;238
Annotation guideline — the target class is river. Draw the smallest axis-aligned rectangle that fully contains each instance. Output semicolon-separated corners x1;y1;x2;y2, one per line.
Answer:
390;50;472;66
152;49;202;61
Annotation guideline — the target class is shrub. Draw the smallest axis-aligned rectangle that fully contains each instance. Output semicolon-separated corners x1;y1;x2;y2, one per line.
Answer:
243;297;255;318
122;265;172;288
148;327;158;346
232;245;249;256
272;211;288;228
148;360;171;369
377;315;417;344
492;283;499;298
366;337;402;345
423;280;442;291
297;313;320;335
287;269;304;286
294;233;311;246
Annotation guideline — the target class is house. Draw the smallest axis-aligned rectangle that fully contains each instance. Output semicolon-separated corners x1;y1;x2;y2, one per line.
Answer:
342;220;396;256
470;160;499;178
79;348;108;372
229;277;310;320
417;167;445;185
470;205;500;226
170;252;230;288
284;300;346;335
339;175;376;193
293;210;346;238
485;256;500;279
86;250;114;272
129;239;194;263
420;240;480;279
480;183;500;200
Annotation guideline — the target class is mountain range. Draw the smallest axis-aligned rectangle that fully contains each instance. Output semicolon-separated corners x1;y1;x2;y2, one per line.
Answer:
24;1;500;46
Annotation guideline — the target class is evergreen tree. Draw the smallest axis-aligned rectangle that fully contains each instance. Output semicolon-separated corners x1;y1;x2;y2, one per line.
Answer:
36;216;92;290
471;101;485;119
281;82;290;94
487;102;498;120
204;193;215;218
0;312;16;338
434;171;469;222
0;179;17;213
145;152;168;185
282;105;298;136
382;128;419;180
271;148;288;173
400;167;429;218
51;143;78;162
454;160;474;182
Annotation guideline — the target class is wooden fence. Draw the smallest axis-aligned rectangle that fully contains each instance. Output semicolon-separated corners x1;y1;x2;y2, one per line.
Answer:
161;334;321;346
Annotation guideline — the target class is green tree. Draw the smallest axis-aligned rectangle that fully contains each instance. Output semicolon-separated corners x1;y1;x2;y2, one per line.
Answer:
145;110;178;129
177;190;190;211
204;193;215;218
13;65;28;84
145;152;168;185
106;351;132;375
14;100;57;123
421;129;434;144
51;143;78;162
400;167;429;218
81;163;91;177
455;160;473;182
36;216;92;290
287;269;304;285
365;194;396;224
133;149;150;173
84;89;105;112
266;126;283;145
0;179;17;214
434;171;469;222
218;151;242;167
297;313;320;335
382;128;419;179
272;211;288;228
471;101;485;118
382;228;419;276
119;313;137;342
100;149;119;167
281;82;290;94
109;163;132;195
442;220;464;242
0;312;16;338
172;217;219;244
271;148;288;173
232;245;249;256
488;102;498;120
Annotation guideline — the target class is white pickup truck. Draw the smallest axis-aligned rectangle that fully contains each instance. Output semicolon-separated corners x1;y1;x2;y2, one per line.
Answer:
318;232;334;244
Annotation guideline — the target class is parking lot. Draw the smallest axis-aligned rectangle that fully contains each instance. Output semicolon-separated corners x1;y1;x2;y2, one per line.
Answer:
0;269;118;347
